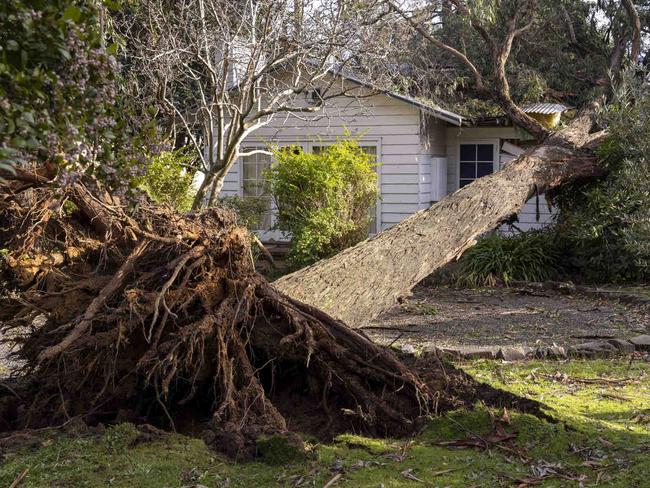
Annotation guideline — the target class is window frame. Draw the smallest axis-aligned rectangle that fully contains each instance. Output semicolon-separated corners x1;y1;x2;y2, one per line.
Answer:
239;138;382;235
240;146;275;231
457;139;499;189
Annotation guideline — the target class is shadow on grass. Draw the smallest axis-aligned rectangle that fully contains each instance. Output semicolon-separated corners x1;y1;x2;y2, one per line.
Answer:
0;359;648;487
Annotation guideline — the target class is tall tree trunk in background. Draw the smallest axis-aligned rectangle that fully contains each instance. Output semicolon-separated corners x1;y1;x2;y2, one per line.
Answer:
274;108;606;328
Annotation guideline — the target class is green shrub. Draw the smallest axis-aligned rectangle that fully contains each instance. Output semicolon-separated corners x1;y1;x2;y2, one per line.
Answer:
456;231;560;287
137;149;196;211
0;1;160;194
266;139;379;267
555;71;650;283
219;195;270;230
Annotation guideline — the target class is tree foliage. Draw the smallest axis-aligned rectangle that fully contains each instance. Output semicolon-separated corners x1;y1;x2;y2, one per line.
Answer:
555;71;650;282
266;140;379;267
391;0;635;119
0;0;160;195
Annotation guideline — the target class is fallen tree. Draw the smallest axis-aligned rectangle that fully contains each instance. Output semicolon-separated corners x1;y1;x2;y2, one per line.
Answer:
275;0;641;327
275;109;606;327
0;176;541;458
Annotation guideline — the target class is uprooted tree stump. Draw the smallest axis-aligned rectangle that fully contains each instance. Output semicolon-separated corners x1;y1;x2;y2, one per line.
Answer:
0;175;538;458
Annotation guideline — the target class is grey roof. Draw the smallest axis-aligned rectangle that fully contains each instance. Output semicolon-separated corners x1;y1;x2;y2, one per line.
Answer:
228;59;464;126
522;103;572;114
341;71;463;126
386;92;464;126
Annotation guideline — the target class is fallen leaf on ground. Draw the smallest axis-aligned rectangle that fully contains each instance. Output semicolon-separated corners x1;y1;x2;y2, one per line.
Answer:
401;468;424;482
431;468;458;477
322;473;342;488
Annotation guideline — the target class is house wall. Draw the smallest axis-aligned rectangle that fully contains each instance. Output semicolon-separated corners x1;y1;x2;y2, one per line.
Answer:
222;86;429;234
445;126;557;233
419;116;448;208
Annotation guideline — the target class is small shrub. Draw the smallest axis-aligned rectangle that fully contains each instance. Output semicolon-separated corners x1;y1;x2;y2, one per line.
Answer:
219;195;270;230
266;139;379;267
456;231;560;287
137;149;196;211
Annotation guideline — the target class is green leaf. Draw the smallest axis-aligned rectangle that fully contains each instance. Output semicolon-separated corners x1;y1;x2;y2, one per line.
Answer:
106;42;119;55
62;5;82;23
22;111;35;125
103;0;121;11
12;136;26;148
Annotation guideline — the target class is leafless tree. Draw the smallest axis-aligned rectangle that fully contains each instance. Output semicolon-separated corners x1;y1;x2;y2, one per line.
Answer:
123;0;385;209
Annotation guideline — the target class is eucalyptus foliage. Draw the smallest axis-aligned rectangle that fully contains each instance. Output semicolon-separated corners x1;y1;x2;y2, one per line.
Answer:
266;140;379;267
408;0;614;118
555;72;650;282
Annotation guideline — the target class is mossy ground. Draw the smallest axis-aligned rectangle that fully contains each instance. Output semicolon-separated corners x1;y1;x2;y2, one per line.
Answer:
1;359;648;487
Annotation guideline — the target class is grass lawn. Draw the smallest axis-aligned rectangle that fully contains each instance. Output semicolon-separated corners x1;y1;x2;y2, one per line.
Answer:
1;359;648;487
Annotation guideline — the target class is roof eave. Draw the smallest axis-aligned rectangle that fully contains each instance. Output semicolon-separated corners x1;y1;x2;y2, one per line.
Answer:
335;71;464;126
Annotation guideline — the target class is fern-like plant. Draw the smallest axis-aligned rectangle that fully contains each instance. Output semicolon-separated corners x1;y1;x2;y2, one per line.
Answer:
456;231;560;287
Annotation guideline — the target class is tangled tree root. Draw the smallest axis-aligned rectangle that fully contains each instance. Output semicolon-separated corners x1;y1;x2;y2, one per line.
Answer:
0;172;540;458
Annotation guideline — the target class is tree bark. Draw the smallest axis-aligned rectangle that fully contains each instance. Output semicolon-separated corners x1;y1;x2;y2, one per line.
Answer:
274;107;606;328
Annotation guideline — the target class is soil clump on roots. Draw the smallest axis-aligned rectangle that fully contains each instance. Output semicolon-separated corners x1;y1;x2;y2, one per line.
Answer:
0;173;541;458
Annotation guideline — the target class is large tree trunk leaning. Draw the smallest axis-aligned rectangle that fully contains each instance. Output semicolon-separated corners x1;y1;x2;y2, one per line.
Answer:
275;107;606;328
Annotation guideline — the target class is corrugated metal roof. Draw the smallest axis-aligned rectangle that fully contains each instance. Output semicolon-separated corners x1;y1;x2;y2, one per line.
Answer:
522;103;572;114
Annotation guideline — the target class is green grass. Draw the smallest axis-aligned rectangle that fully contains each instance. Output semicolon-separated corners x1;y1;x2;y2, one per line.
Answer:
1;359;649;487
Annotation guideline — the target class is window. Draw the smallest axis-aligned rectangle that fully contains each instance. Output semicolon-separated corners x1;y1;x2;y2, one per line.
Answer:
312;144;379;234
459;143;495;188
242;148;272;231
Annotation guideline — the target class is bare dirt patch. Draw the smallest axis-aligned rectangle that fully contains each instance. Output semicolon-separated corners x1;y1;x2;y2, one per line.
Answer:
364;285;650;351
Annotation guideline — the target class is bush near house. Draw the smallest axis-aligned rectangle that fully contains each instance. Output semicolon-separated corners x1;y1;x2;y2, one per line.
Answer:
266;139;379;267
219;194;270;230
137;149;196;212
455;230;561;287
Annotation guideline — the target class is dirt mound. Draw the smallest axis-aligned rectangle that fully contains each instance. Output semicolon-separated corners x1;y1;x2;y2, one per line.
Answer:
0;172;542;458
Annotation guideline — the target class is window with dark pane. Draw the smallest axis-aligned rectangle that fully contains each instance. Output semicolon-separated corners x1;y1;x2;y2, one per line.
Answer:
459;143;494;188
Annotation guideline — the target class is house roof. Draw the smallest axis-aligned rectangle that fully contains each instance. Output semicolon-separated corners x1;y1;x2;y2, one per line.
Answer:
228;60;464;126
339;71;464;126
522;103;572;114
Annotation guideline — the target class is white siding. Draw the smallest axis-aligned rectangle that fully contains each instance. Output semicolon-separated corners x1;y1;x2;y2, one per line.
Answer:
499;195;556;234
445;126;557;234
229;83;425;238
419;116;448;208
220;159;240;197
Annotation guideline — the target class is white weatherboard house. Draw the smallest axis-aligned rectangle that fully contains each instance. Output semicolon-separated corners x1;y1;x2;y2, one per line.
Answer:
220;73;556;242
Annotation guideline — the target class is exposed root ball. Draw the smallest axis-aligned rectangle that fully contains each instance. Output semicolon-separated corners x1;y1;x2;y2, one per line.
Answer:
1;175;547;458
0;177;466;457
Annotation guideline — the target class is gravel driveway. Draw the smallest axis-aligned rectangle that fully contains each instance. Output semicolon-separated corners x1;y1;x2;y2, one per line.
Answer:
363;285;650;351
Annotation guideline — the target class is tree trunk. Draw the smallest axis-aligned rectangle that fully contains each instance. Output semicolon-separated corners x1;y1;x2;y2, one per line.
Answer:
274;108;606;328
191;171;214;210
